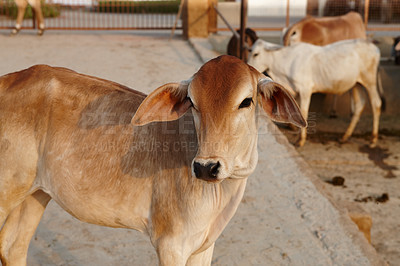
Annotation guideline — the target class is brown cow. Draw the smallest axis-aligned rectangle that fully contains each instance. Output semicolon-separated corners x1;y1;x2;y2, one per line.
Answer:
283;12;366;46
0;56;306;265
11;0;45;35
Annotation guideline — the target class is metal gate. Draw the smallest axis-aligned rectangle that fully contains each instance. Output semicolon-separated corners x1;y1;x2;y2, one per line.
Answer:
0;0;182;31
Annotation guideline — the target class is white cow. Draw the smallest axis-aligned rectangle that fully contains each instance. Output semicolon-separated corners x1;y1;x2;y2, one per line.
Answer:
0;56;306;265
248;39;383;147
282;11;367;119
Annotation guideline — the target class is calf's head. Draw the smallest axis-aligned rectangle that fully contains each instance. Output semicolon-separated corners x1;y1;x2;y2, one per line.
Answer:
247;39;282;73
132;56;305;183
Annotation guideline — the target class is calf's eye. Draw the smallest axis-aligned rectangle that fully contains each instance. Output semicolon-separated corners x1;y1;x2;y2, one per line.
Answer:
239;97;253;109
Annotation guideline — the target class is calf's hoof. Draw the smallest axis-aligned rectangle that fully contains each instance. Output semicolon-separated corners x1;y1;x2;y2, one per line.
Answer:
369;141;377;148
37;28;45;36
339;136;349;144
369;135;378;148
10;28;20;36
295;139;306;147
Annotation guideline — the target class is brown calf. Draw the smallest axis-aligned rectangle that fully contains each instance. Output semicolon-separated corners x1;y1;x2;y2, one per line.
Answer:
283;11;366;46
0;56;305;265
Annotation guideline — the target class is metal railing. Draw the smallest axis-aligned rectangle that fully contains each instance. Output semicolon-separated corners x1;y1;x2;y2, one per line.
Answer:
0;0;182;30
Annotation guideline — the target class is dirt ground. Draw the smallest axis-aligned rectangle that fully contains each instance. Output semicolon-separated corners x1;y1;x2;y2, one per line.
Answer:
281;112;400;265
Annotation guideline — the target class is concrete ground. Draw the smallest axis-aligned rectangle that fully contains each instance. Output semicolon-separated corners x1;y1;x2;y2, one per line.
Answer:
0;30;385;265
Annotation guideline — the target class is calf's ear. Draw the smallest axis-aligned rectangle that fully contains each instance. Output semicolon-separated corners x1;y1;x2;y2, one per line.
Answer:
257;78;307;128
132;82;191;126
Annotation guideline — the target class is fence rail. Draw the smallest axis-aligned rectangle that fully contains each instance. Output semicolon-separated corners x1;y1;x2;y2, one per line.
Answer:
0;0;399;33
0;0;181;30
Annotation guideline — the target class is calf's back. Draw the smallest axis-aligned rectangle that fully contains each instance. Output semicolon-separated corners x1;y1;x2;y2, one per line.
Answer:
0;65;198;229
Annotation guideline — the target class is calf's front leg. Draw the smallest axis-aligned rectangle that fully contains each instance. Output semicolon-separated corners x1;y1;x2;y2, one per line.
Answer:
156;239;188;266
366;85;382;148
0;190;51;266
340;85;366;143
31;0;45;35
11;0;28;35
297;90;312;147
156;236;215;266
186;243;214;266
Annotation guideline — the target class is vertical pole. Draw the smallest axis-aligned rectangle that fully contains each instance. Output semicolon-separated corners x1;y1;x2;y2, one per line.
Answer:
32;7;36;29
239;0;247;61
364;0;370;27
286;0;290;28
170;0;185;39
208;0;217;33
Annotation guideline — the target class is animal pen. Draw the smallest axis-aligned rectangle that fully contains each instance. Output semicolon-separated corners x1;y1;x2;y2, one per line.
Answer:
0;0;399;32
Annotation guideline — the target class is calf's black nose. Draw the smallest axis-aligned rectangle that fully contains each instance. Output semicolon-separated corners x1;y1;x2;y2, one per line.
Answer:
193;161;221;180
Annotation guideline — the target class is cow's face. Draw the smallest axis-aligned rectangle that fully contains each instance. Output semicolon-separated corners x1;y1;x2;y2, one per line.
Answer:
132;56;305;183
286;29;302;46
247;40;281;73
187;56;260;182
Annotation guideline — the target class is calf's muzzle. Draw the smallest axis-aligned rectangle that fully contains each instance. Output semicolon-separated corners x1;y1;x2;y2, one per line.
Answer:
193;161;221;181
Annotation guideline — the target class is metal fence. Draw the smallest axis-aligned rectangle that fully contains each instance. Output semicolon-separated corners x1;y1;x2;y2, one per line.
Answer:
216;0;400;33
1;0;399;33
0;0;181;30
